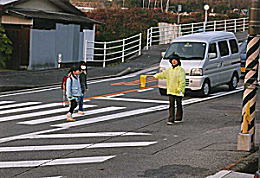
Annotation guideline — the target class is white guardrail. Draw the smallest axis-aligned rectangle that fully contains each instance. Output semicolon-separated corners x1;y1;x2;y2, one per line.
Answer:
146;17;249;49
85;33;142;68
84;18;248;68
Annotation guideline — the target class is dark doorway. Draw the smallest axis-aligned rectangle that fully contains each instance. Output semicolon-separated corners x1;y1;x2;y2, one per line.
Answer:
5;26;30;70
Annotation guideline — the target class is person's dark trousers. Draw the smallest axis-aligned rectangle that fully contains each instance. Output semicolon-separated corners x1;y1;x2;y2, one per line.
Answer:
78;95;84;111
69;99;78;114
168;95;183;122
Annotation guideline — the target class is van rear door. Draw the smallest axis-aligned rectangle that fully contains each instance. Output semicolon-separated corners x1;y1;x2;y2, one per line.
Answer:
204;42;221;86
217;40;232;84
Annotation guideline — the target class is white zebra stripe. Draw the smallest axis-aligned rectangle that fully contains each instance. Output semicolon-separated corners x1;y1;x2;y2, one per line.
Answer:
0;101;16;105
0;104;96;123
106;94;125;98
51;105;168;128
137;88;154;92
0;141;157;152
0;102;41;110
96;97;168;104
0;103;61;115
21;132;151;139
18;106;125;125
0;156;115;168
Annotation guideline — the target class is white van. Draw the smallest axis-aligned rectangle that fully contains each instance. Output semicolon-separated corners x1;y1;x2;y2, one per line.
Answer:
158;31;241;96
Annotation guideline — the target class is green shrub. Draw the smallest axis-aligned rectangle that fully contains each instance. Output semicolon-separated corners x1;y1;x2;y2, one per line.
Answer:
0;27;12;68
86;8;244;46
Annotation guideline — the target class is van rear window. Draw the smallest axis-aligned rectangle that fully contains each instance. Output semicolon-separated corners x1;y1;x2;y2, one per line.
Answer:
218;41;229;57
229;39;239;54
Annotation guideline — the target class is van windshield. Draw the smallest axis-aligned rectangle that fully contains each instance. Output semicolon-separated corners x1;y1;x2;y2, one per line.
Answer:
164;42;206;60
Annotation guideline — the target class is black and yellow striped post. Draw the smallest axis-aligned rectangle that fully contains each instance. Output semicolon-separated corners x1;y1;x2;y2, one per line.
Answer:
237;0;260;151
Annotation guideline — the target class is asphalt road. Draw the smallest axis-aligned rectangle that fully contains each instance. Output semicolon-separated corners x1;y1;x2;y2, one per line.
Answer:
0;66;258;178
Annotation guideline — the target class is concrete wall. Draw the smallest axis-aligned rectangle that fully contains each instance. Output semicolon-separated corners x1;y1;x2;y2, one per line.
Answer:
29;23;93;70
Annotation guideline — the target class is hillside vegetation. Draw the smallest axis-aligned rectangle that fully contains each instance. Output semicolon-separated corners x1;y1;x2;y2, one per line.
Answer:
86;7;243;42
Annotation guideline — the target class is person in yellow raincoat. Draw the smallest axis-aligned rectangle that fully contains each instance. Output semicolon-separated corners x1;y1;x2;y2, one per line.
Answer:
154;56;186;125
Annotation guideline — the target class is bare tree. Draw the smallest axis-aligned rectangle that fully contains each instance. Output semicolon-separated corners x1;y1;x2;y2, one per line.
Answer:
154;0;157;8
165;0;169;12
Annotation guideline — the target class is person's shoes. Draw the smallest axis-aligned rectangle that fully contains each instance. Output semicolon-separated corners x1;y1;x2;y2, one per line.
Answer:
78;111;85;115
66;113;75;122
167;121;174;125
175;120;183;123
67;118;75;122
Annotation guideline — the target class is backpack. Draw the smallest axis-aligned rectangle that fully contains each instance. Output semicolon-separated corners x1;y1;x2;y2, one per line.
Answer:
61;76;67;90
61;75;71;90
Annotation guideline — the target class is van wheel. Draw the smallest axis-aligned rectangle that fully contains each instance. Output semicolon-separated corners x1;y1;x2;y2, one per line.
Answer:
228;73;239;90
200;80;210;97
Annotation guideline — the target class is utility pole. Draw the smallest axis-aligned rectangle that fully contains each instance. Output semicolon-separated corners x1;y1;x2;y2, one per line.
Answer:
237;0;260;151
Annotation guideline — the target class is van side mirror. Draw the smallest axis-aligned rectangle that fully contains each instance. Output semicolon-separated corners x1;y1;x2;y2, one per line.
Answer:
161;52;166;58
208;53;217;59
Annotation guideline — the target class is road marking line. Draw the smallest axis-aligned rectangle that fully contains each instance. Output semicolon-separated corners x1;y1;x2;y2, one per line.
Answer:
22;132;151;139
0;128;66;144
0;101;16;105
85;85;157;100
183;87;244;106
51;105;168;128
111;77;156;86
0;87;60;98
0;105;96;122
0;102;41;110
96;97;168;104
0;142;157;152
18;107;126;125
106;94;125;98
0;156;116;168
137;88;154;92
0;103;61;115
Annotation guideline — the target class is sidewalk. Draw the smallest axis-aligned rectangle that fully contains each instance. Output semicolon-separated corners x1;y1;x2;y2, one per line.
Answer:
0;44;168;92
207;170;254;178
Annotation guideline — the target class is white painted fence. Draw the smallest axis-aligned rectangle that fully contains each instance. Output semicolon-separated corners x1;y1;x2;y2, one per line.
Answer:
85;33;142;68
84;18;248;68
146;17;249;48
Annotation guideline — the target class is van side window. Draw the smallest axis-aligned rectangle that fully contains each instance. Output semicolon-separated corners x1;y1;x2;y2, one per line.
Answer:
229;39;239;54
208;43;217;59
218;41;229;57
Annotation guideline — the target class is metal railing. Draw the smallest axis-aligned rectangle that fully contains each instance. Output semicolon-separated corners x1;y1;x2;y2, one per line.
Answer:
146;17;249;48
84;17;248;68
85;33;142;68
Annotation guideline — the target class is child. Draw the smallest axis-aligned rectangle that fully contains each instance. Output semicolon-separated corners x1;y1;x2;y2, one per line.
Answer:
78;61;88;115
66;66;82;121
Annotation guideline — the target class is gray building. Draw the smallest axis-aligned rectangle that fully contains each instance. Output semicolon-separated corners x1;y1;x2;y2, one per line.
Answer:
0;0;100;70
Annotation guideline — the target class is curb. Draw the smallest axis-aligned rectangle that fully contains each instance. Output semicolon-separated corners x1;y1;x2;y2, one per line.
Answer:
222;148;259;174
0;67;138;92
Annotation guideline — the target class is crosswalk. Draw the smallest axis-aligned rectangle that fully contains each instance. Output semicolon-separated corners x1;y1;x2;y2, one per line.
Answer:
0;100;161;171
0;86;243;173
